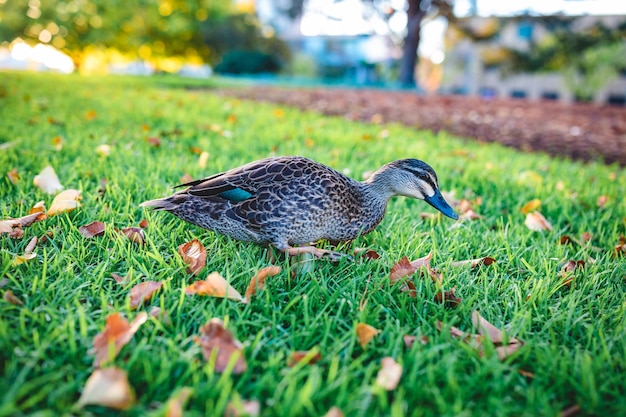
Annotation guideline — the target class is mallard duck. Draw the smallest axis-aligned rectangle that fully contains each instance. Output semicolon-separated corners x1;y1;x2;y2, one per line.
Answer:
141;156;458;260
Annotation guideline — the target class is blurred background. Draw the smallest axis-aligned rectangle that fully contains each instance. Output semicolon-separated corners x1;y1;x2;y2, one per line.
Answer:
1;0;625;105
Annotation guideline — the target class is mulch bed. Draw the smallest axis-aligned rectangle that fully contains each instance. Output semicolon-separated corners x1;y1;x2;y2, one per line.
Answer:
216;86;626;166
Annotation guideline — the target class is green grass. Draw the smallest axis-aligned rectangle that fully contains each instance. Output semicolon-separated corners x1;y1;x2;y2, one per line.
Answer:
1;71;625;417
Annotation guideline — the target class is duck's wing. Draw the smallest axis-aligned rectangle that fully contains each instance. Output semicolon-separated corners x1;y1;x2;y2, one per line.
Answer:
177;156;314;203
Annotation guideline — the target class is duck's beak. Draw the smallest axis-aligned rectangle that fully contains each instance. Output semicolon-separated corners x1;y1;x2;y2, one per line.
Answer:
424;189;459;220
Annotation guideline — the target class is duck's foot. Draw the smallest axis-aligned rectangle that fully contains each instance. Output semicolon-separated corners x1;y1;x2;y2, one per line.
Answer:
282;245;352;262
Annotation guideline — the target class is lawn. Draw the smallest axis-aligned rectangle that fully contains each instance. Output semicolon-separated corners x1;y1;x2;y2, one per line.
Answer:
0;71;625;417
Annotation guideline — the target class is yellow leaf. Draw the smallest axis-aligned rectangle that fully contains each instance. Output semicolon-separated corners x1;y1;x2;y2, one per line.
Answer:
198;151;209;168
12;252;36;266
47;189;82;215
356;323;380;348
520;199;541;214
77;367;135;410
185;272;245;303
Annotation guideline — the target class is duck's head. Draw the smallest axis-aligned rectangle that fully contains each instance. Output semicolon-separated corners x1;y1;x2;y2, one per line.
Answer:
368;159;459;220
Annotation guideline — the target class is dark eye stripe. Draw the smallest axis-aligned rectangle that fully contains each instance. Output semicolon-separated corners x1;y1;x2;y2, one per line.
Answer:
405;168;437;189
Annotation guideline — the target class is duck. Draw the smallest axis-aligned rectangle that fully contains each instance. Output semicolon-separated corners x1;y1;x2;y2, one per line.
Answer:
140;156;458;260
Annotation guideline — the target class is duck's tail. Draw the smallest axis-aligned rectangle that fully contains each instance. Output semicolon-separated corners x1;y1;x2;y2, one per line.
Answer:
139;197;176;211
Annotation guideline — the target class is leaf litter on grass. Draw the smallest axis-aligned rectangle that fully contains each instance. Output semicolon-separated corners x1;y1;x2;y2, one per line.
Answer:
92;312;148;367
196;318;247;374
77;367;135;410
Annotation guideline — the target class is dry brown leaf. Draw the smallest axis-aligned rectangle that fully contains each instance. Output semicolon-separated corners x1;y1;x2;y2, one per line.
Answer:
472;311;523;360
146;136;161;147
403;335;416;348
52;136;63;150
375;357;402;391
244;266;281;299
29;201;46;215
149;306;171;326
24;236;38;254
450;257;496;268
111;273;127;284
520;199;541;214
4;290;23;305
288;350;322;367
389;256;417;283
0;210;47;238
596;195;609;208
77;367;135;410
186;272;246;303
322;407;344;417
177;239;207;275
224;399;260;417
458;209;483;221
139;219;149;228
434;287;462;308
129;281;163;309
353;248;381;260
198;151;210;168
615;236;626;257
409;252;433;269
33;165;63;194
561;404;582;417
558;260;585;287
525;211;552;231
180;173;194;184
356;323;380;348
7;168;19;185
436;321;483;345
92;312;148;367
119;227;145;245
165;387;193;417
48;189;82;215
79;221;106;238
198;318;247;374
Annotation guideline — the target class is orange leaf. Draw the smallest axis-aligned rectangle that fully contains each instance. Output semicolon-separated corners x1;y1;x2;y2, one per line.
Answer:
129;281;163;309
92;312;148;367
165;387;193;417
288;350;322;367
7;168;19;185
47;189;82;215
77;367;135;410
85;109;97;120
33;165;63;194
139;219;149;228
177;239;207;275
389;256;416;283
4;290;23;305
197;318;247;374
244;265;281;299
375;357;402;390
356;323;380;348
520;199;541;214
186;272;245;303
79;221;106;238
524;211;552;231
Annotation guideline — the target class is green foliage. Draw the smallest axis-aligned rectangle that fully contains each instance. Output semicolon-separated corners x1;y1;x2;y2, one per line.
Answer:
1;72;625;416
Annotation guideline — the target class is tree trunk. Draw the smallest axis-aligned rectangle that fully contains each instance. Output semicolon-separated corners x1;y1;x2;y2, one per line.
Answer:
399;0;427;88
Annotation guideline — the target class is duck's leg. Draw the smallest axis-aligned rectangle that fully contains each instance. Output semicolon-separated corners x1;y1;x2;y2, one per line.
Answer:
280;245;352;262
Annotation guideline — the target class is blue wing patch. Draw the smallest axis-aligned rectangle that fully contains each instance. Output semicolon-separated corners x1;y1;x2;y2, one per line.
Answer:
219;188;253;202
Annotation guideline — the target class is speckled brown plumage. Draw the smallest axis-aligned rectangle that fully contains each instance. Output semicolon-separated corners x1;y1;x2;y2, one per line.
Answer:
141;156;457;259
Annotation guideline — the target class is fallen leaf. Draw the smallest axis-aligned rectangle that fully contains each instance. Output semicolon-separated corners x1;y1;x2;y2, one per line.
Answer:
12;253;37;266
149;306;171;325
227;114;237;123
434;287;462;307
24;236;38;254
403;335;416;348
129;281;163;309
524;211;552;231
77;367;135;410
29;200;46;215
85;110;97;120
353;248;380;260
52;136;63;151
458;209;483;221
561;404;581;417
409;252;433;269
189;146;203;155
472;311;523;360
520;199;541;214
450;257;496;268
92;312;148;367
614;236;626;257
79;221;106;238
225;399;260;417
95;144;111;157
177;239;207;275
436;321;482;345
119;227;145;245
198;151;209;168
375;357;402;391
0;210;46;238
186;272;245;303
7;168;19;185
322;407;344;417
165;387;193;417
389;256;416;283
138;219;149;228
111;273;127;284
596;195;609;208
356;323;380;348
180;173;194;184
558;260;585;287
273;109;285;118
48;189;82;215
33;166;63;194
288;350;322;367
4;290;23;305
197;318;247;374
244;266;281;299
146;137;161;147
